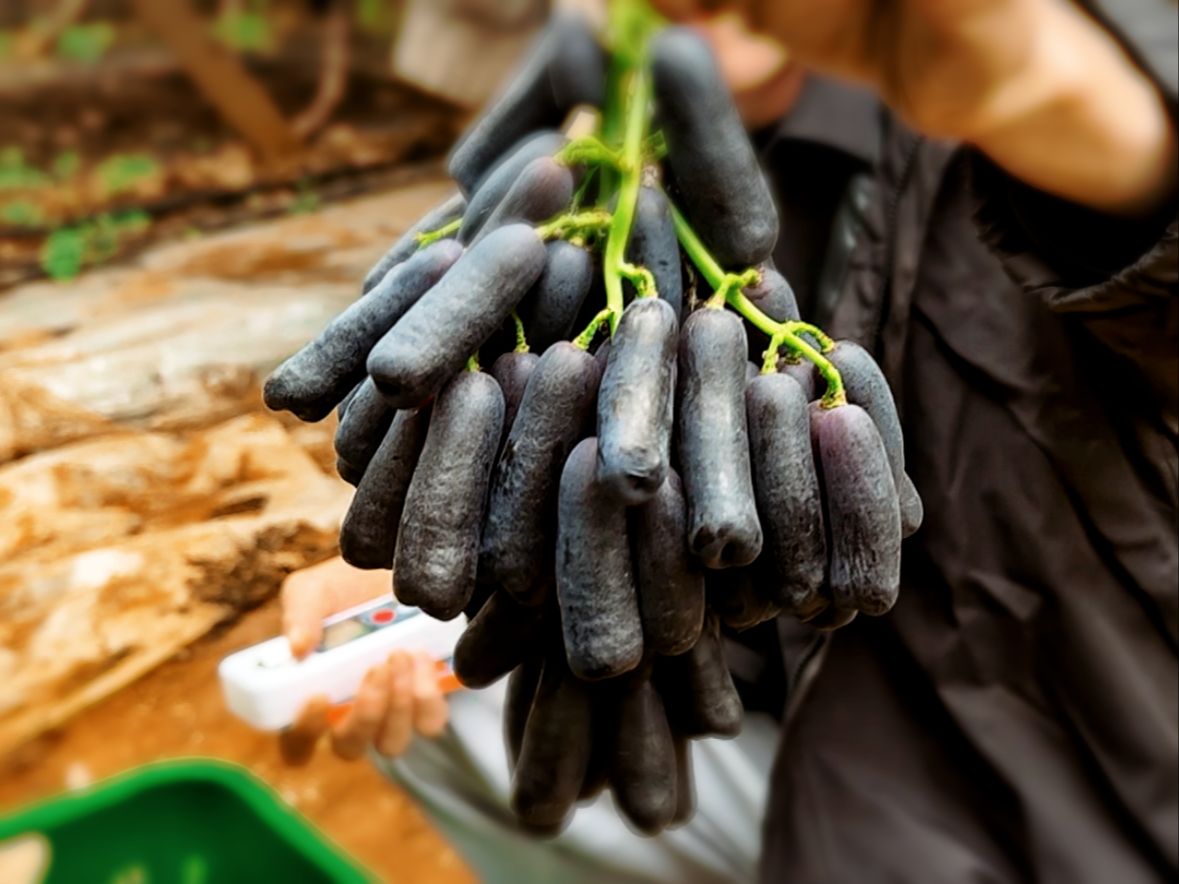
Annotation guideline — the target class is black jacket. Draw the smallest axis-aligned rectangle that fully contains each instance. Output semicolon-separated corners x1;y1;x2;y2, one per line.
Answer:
757;4;1178;881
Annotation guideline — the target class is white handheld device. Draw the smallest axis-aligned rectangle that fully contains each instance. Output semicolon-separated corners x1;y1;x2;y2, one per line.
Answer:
219;594;466;731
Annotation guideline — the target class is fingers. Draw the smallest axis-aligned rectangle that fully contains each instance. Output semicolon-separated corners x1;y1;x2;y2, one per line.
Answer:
375;651;417;758
279;695;331;766
410;650;450;738
281;557;392;658
329;664;391;760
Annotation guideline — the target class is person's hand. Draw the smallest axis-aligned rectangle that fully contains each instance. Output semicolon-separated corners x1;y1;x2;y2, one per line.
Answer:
276;557;450;765
657;0;1177;214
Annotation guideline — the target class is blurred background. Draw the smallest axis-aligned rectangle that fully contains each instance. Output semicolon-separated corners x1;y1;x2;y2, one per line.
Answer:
0;1;595;880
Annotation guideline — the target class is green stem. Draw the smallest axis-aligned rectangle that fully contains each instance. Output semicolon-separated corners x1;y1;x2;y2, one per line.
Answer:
415;217;461;248
602;61;653;331
670;199;847;405
570;166;599;212
574;307;615;350
535;209;612;242
511;310;529;353
619;261;657;298
669;201;725;289
557;136;621;169
466;351;480;372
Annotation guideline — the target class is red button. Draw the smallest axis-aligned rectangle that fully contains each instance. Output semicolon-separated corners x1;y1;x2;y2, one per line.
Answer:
370;608;395;624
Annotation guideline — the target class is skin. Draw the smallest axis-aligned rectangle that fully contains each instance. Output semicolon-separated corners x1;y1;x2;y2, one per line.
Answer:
277;557;448;766
656;0;1178;215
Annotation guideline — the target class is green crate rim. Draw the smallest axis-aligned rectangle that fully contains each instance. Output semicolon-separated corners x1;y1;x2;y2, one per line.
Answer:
0;757;374;882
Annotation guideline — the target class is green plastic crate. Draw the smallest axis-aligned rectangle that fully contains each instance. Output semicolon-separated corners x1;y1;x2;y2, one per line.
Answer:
0;759;374;883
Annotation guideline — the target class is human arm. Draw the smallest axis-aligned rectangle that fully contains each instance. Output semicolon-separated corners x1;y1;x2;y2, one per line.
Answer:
655;0;1177;216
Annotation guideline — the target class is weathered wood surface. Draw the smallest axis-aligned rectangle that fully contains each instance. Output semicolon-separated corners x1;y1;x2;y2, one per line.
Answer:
0;178;452;757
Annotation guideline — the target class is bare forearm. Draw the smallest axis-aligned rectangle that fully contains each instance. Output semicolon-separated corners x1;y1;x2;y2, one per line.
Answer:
966;0;1177;216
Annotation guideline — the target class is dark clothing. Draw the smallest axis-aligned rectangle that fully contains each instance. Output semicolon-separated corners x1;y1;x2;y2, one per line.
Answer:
756;6;1179;883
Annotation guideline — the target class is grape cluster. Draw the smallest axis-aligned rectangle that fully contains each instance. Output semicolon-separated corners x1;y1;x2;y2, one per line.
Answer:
264;12;921;837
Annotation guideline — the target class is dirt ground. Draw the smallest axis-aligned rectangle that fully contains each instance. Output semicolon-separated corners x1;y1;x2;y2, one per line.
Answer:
0;176;481;882
0;596;475;884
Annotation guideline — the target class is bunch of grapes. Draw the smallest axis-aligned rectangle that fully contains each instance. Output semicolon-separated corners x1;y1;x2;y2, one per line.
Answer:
264;6;922;836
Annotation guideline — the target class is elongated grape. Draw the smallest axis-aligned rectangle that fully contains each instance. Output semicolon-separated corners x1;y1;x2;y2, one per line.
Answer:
826;340;923;537
652;28;778;267
448;14;602;195
393;371;503;620
481;342;598;604
705;563;780;631
677;308;762;567
339;405;431;569
812;402;902;615
743;264;800;361
489;350;540;450
334;378;395;486
597;297;678;503
337;383;360;419
778;359;816;401
578;691;614;802
458;131;567;243
368;225;546;407
470;156;574;247
626;186;683;317
264;240;461;421
361;192;465;295
806;603;858;632
610;674;677;835
556;438;643;681
453;590;545;688
656;616;742;738
511;654;594;835
505;657;542;769
746;373;827;615
629;471;704;655
516;241;594;352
